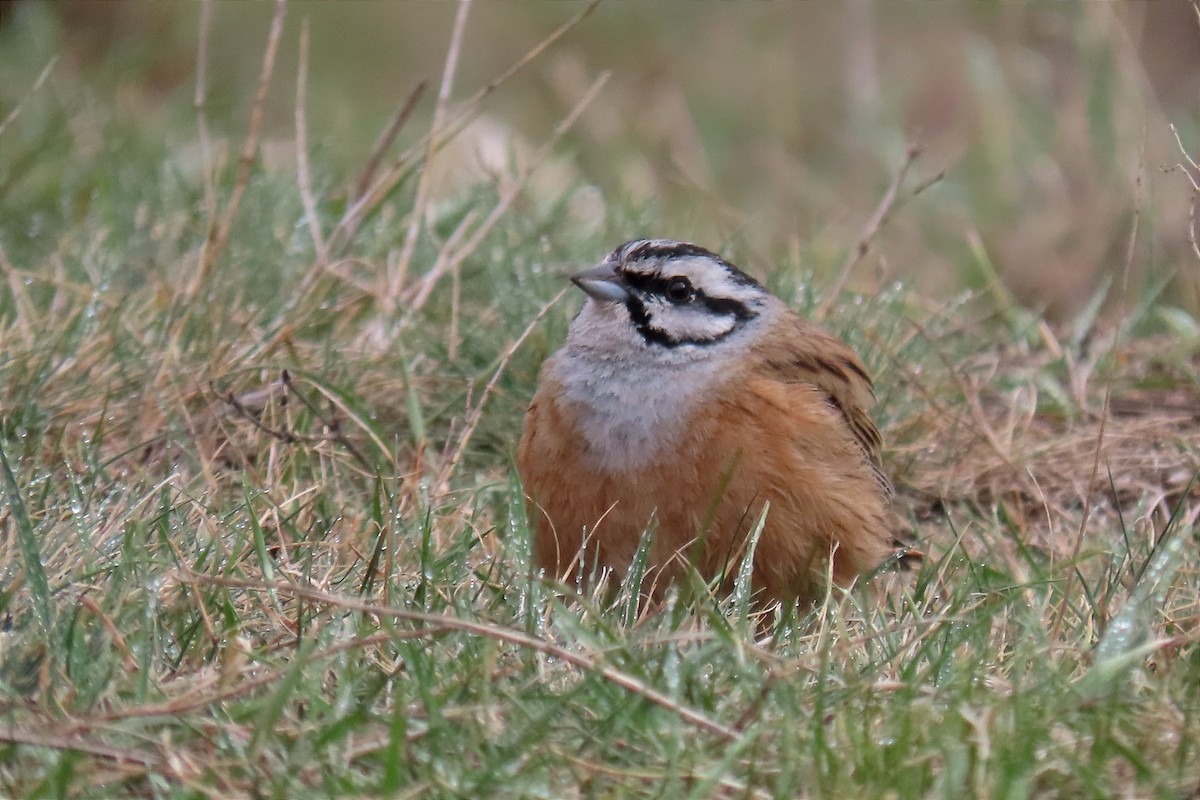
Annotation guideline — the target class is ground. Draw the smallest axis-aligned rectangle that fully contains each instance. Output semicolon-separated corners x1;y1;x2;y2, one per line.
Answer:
0;4;1198;798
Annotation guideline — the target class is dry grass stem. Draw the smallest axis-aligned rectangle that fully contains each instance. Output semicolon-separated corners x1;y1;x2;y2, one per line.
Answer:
0;56;57;141
0;729;156;769
406;209;477;312
285;372;394;469
1052;136;1146;634
816;144;933;320
62;631;430;727
352;82;429;205
326;1;600;266
180;570;743;742
436;287;568;493
192;0;216;220
389;0;473;307
405;71;611;315
294;18;328;263
1170;124;1200;265
448;243;462;361
325;82;429;259
187;0;287;301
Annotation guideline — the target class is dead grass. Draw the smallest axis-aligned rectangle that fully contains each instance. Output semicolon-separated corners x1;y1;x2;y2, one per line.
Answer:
894;333;1200;550
1;4;1199;798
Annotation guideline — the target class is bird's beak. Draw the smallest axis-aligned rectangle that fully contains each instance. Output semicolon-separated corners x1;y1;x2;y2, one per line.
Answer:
570;264;630;304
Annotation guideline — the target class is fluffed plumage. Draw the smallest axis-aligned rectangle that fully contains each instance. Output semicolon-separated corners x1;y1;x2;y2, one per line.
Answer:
518;239;912;603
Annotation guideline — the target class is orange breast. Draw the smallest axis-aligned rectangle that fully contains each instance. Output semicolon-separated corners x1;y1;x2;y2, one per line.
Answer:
517;373;894;602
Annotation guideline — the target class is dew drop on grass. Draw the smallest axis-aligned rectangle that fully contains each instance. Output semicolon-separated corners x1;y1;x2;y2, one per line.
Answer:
1080;530;1190;697
662;643;682;696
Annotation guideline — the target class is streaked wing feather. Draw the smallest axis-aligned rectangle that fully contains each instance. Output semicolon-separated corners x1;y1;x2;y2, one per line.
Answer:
759;318;893;497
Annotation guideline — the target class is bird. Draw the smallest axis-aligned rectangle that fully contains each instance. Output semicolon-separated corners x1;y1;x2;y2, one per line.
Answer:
518;239;913;604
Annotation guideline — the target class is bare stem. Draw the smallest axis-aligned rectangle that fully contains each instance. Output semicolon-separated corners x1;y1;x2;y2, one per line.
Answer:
187;0;287;301
193;1;216;220
816;145;930;321
352;81;428;204
436;288;569;493
326;81;428;258
406;71;611;313
389;0;473;308
180;570;742;743
295;18;329;263
0;56;57;141
327;0;600;261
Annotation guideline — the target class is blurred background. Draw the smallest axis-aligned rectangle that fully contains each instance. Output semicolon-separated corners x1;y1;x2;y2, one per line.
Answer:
3;0;1200;320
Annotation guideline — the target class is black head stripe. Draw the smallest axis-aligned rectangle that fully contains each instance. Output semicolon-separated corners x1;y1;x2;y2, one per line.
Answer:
617;270;664;296
618;271;758;322
701;294;757;321
610;240;762;348
624;240;715;263
625;296;680;347
623;295;758;349
617;240;761;288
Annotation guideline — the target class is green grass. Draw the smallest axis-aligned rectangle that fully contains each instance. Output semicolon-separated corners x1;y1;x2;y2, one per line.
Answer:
1;5;1199;798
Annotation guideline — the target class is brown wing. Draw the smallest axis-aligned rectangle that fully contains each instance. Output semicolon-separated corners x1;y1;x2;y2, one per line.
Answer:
755;315;892;498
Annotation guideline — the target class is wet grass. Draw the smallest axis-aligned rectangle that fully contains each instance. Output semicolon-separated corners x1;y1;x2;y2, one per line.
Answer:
1;4;1198;798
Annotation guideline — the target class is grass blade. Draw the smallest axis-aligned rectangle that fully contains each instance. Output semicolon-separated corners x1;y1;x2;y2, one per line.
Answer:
0;443;52;636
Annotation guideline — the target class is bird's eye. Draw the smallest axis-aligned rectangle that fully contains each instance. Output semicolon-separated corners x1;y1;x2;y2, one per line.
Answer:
665;278;694;304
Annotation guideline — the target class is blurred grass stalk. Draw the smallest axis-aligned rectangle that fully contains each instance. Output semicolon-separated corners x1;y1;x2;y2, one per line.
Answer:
0;2;1197;797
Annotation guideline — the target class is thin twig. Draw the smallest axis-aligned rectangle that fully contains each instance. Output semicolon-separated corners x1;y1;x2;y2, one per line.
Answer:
816;145;927;321
1051;125;1147;637
448;251;462;361
406;71;611;314
0;57;57;141
282;371;391;468
389;0;473;308
406;209;478;311
0;729;156;768
180;570;742;742
328;83;428;256
437;288;568;491
294;18;328;263
193;1;217;221
353;81;428;204
436;0;601;146
1170;124;1200;177
1170;124;1200;264
217;385;319;446
326;0;600;259
277;371;374;469
187;0;287;300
